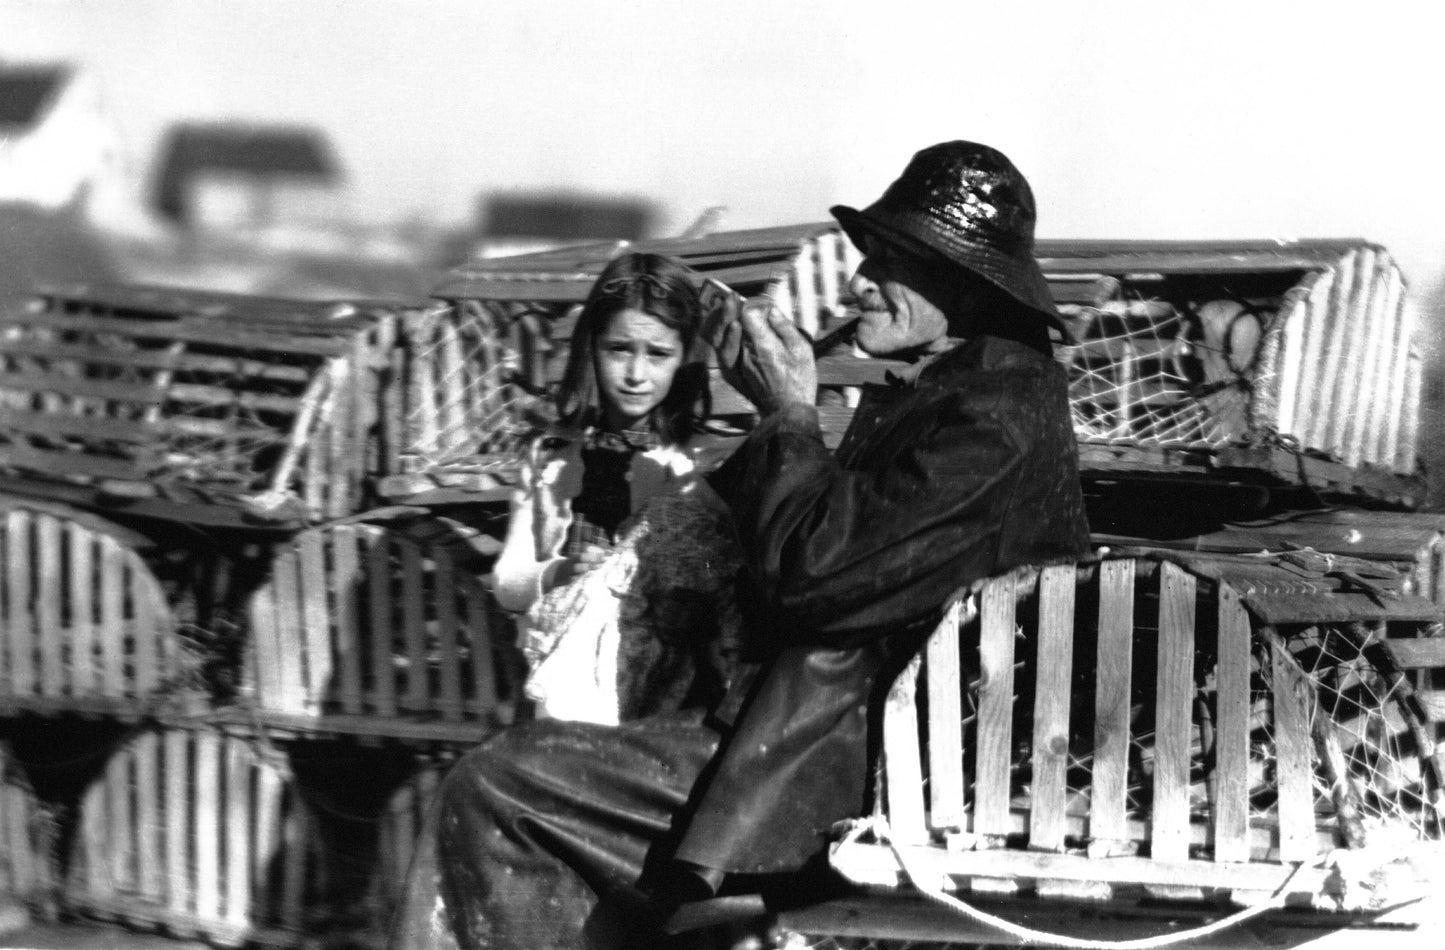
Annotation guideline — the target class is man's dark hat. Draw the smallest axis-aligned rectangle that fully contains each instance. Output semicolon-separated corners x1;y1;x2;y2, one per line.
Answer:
831;141;1063;332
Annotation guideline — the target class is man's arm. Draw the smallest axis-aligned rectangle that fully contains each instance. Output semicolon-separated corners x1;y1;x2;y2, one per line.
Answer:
712;387;1025;647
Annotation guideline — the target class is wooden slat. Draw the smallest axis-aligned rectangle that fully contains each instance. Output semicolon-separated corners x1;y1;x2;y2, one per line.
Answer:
1381;637;1445;670
194;730;222;923
367;533;398;717
332;528;365;715
280;793;309;931
252;764;284;923
883;653;927;844
105;737;133;890
135;731;162;901
1268;629;1318;862
225;736;251;926
463;583;498;716
973;573;1017;838
0;310;355;356
1151;562;1196;862
434;546;463;720
400;542;428;711
298;530;332;712
5;509;35;697
0;337;313;382
164;728;189;915
69;520;97;696
273;549;306;713
0;444;145;483
1090;559;1135;852
1028;564;1076;852
36;513;63;697
98;537;124;694
1212;582;1253;863
132;556;160;694
925;601;966;833
82;757;110;898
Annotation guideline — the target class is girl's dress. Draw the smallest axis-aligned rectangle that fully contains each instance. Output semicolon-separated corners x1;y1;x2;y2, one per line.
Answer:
492;426;741;724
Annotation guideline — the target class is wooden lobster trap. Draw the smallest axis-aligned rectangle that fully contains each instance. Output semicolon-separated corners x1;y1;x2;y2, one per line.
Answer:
0;496;203;719
382;223;860;502
787;554;1445;948
1;738;56;912
63;724;319;947
0;284;414;527
1038;239;1422;506
236;515;522;743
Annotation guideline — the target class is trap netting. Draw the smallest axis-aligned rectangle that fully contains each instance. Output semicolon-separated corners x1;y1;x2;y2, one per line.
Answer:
399;300;549;472
1061;297;1272;449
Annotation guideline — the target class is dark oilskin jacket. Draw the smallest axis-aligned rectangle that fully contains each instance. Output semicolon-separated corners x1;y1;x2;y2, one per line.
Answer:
673;333;1090;875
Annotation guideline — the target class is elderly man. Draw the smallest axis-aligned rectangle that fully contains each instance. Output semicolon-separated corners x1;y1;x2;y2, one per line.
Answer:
390;140;1089;950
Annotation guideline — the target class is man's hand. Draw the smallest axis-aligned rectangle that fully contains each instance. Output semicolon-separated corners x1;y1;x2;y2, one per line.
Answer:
712;299;817;416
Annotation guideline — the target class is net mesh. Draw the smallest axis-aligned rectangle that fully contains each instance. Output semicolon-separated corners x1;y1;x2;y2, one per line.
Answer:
400;301;540;471
1063;298;1272;449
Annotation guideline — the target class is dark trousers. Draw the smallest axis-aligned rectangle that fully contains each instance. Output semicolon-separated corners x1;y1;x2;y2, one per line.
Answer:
388;710;721;950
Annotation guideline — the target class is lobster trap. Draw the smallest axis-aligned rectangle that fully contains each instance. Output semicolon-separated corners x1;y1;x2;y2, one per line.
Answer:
1039;239;1422;506
0;284;413;527
0;496;203;719
0;739;55;912
800;555;1445;948
237;516;522;742
62;724;319;947
382;223;860;501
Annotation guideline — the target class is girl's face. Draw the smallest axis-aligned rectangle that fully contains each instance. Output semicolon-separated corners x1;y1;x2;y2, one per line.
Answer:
593;307;685;430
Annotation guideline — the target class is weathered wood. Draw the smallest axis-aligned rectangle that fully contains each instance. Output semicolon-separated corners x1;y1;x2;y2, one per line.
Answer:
883;653;927;844
135;730;162;902
36;513;63;697
464;584;499;717
1028;564;1075;852
1152;562;1196;862
333;527;365;715
298;530;331;712
434;545;464;721
1381;637;1445;670
225;736;252;926
973;573;1017;838
1090;559;1135;852
5;509;35;697
165;728;189;916
367;534;398;718
194;729;221;923
273;548;306;713
1212;582;1252;863
925;601;966;833
400;542;429;711
1267;628;1318;862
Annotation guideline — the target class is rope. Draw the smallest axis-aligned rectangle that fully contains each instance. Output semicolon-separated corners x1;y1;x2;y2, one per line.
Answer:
834;816;1308;950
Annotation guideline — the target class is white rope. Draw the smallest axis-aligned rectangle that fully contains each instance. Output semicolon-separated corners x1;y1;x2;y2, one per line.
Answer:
835;816;1308;950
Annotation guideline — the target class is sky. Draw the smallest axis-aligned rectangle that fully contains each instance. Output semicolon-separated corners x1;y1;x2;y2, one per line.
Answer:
3;0;1443;373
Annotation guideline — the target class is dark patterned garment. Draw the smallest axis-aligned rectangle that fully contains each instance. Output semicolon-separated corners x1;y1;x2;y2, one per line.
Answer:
562;426;661;556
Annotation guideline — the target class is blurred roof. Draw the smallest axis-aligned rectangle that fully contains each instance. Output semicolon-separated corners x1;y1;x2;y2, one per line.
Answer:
0;63;70;131
150;121;340;225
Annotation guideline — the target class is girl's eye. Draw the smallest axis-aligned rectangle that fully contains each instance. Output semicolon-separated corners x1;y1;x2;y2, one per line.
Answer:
647;348;675;359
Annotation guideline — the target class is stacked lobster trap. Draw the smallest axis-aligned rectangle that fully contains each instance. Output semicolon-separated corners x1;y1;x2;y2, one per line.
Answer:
783;554;1445;948
1038;239;1423;506
0;283;530;945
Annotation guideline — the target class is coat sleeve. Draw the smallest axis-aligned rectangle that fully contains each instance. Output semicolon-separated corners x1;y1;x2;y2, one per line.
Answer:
710;396;1025;646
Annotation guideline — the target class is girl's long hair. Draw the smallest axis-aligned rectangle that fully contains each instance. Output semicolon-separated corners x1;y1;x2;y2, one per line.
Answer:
554;252;709;445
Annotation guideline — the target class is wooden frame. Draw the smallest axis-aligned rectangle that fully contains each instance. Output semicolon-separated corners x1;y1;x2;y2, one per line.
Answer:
830;556;1445;921
63;725;317;948
0;498;193;718
240;518;520;742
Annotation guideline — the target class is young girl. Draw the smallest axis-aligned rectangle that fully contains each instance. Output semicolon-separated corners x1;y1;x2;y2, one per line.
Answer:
492;252;741;724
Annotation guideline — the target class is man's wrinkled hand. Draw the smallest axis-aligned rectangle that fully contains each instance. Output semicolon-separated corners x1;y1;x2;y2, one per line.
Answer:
715;299;817;416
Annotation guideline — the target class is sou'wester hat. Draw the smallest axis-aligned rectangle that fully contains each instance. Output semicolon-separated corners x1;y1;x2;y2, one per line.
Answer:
831;140;1065;335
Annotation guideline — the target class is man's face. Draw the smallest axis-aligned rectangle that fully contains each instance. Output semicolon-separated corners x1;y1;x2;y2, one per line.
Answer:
847;234;954;358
